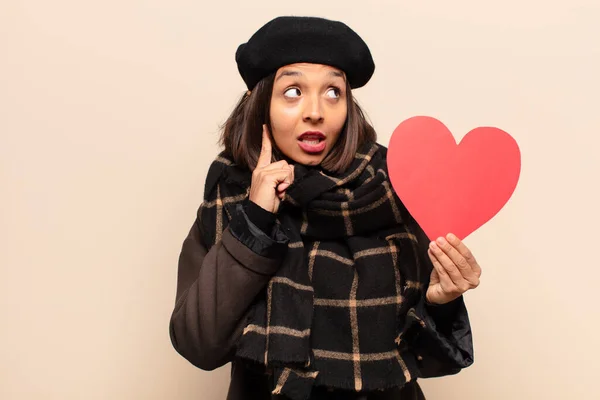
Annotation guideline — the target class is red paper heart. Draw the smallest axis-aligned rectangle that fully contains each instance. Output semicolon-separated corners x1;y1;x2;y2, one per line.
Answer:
387;116;521;241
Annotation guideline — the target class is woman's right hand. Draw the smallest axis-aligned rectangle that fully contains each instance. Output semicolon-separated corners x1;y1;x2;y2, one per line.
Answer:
249;125;294;214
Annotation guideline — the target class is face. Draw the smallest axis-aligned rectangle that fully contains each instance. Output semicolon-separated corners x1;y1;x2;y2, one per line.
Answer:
269;63;348;166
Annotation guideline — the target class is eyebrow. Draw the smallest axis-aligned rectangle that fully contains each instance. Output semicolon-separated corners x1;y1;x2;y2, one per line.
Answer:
275;70;345;82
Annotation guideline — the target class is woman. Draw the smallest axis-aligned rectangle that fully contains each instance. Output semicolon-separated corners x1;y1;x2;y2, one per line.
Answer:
169;16;480;400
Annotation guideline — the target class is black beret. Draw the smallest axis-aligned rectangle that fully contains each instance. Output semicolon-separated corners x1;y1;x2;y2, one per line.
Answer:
235;16;375;90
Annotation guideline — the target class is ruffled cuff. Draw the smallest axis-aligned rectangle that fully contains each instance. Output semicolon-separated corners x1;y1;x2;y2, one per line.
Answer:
404;295;474;378
228;203;289;260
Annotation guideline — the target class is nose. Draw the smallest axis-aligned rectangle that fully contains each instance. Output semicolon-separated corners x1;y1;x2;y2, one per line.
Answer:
302;93;324;123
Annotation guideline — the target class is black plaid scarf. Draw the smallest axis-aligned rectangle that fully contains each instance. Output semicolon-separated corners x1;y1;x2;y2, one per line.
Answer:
199;142;430;400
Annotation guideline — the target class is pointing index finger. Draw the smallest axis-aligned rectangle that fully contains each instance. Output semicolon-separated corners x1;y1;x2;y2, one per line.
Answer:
256;124;272;168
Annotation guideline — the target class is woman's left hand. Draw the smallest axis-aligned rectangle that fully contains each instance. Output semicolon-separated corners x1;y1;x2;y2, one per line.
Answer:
426;233;482;305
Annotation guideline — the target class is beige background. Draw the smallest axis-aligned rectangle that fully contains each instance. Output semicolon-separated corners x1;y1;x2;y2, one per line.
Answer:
2;1;599;399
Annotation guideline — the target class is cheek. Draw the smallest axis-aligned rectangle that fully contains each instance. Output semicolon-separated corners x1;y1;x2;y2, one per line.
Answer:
330;108;348;140
270;106;300;141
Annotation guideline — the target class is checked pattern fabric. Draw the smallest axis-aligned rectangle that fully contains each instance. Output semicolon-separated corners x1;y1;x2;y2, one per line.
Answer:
198;142;431;400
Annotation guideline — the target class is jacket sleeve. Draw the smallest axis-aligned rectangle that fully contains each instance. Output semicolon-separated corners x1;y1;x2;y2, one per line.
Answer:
406;295;474;378
403;213;475;378
169;202;289;371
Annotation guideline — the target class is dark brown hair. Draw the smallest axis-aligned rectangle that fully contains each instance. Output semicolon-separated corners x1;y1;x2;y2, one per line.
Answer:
218;72;376;174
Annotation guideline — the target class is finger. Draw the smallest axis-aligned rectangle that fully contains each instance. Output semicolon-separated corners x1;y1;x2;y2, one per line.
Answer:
256;125;272;168
429;242;471;292
428;249;449;280
261;169;294;187
275;167;294;194
277;191;286;200
265;164;293;184
446;233;481;276
428;248;457;290
435;236;476;279
277;182;290;192
429;266;440;285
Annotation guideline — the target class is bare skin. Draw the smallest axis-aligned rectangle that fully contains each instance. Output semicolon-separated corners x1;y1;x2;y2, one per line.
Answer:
269;63;348;167
248;126;294;214
426;234;482;304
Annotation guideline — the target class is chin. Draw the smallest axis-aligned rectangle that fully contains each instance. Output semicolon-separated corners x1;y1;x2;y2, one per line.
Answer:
282;147;328;166
296;153;325;166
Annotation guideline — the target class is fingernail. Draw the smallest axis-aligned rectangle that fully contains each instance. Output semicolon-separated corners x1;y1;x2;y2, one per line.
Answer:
436;237;446;245
447;233;456;241
429;242;437;250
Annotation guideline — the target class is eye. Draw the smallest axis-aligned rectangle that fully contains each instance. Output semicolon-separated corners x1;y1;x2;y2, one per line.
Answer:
284;88;301;98
326;87;341;99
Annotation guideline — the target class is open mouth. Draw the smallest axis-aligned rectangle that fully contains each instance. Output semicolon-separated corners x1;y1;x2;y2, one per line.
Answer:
298;132;326;154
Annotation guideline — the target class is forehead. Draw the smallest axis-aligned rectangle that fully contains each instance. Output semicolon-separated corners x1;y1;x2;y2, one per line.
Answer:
274;63;346;81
